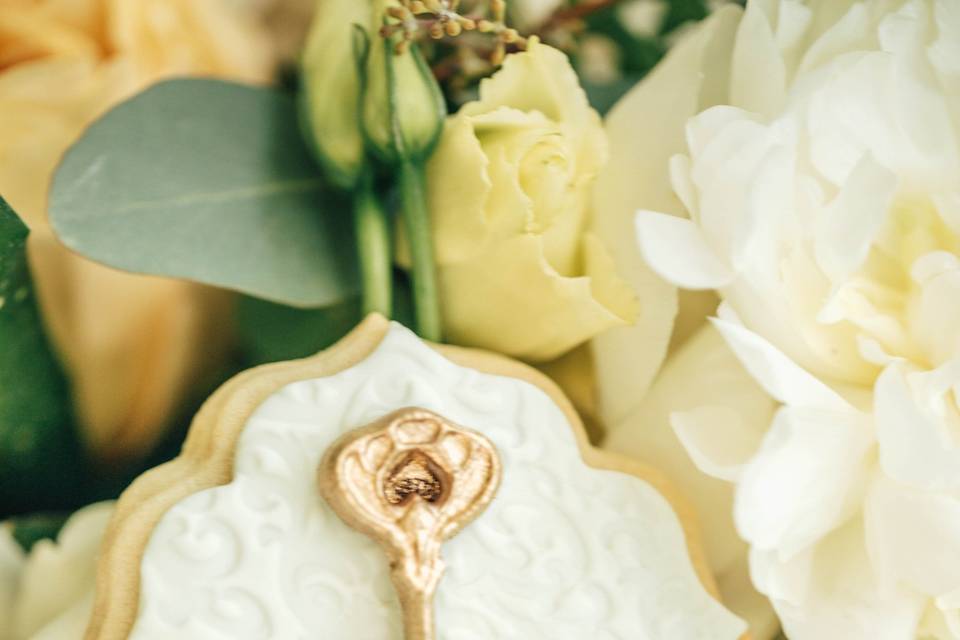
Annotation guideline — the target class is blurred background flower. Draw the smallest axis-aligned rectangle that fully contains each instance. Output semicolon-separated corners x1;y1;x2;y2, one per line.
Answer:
0;0;275;464
0;502;114;640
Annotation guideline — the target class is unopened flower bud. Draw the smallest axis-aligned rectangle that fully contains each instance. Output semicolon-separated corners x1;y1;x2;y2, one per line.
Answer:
299;0;372;188
361;23;445;163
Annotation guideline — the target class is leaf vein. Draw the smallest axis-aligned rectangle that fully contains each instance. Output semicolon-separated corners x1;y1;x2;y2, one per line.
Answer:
106;178;324;215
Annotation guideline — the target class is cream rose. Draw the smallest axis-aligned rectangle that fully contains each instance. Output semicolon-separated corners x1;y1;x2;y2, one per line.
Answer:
423;39;637;362
599;0;960;638
0;0;274;461
0;502;114;640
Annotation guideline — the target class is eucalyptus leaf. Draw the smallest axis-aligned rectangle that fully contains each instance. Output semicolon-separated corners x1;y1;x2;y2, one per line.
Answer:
0;197;86;518
51;79;357;308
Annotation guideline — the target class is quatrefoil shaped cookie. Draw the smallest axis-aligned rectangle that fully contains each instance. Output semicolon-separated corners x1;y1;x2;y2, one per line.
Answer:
85;315;745;639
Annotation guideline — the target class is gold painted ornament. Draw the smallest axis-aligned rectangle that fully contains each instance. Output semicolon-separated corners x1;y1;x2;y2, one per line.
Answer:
320;408;501;640
83;315;747;640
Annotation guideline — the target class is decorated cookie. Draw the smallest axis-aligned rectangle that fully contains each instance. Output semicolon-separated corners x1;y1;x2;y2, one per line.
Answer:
85;315;745;639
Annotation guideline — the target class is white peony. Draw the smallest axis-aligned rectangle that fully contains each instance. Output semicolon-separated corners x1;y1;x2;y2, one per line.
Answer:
0;503;114;640
597;0;960;638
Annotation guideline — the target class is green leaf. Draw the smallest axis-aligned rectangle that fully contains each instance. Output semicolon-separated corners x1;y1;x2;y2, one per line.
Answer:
50;79;358;308
0;197;87;518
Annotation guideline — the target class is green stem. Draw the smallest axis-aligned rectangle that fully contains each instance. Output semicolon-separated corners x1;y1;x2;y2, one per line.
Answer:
398;158;442;341
354;170;392;318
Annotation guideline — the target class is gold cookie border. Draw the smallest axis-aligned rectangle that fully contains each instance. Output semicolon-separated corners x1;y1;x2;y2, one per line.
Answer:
85;314;734;639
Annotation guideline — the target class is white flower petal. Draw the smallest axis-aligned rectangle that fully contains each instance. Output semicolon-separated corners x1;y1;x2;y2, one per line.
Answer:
604;324;775;627
12;502;113;639
857;335;899;366
936;588;960;639
910;251;960;366
730;0;787;116
715;300;743;324
734;406;873;556
934;192;960;234
749;543;814;607
774;0;813;58
771;519;926;640
672;404;765;481
798;3;871;74
866;477;960;597
710;317;850;409
685;105;760;159
635;210;735;289
668;153;698;216
716;556;782;640
0;523;25;640
813;153;897;282
592;5;742;425
875;362;960;490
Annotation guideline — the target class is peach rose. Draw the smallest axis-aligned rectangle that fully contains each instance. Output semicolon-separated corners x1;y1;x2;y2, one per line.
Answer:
0;0;275;462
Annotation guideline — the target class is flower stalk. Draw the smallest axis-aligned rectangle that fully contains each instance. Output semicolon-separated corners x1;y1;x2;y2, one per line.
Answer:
398;157;442;341
363;21;445;340
353;169;392;317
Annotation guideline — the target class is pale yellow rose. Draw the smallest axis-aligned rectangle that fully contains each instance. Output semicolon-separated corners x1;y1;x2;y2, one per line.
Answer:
423;39;637;362
0;0;275;462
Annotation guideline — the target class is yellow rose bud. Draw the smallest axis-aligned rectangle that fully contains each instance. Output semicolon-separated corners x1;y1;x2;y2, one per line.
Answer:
414;40;638;361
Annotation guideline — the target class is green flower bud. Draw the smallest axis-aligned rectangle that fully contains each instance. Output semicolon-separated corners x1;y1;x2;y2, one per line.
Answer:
301;1;445;185
361;15;445;163
299;0;369;189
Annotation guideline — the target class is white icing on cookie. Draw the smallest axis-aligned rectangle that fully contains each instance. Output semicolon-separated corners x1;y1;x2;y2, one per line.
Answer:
129;324;745;639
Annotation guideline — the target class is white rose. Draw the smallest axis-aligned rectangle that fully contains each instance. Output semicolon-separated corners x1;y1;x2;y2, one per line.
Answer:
597;0;960;638
1;503;114;640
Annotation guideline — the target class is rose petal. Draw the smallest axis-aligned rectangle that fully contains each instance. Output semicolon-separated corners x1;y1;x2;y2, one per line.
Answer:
420;114;494;266
438;234;636;361
463;39;603;167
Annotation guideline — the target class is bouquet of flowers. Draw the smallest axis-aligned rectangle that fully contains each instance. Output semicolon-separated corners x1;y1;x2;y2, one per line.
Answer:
1;0;959;638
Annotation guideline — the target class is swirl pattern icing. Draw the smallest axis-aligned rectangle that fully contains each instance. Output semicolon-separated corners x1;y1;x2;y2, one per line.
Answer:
129;324;745;639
